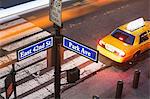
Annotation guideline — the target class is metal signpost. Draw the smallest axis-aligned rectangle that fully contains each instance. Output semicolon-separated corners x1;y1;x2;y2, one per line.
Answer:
50;0;62;99
17;36;53;61
63;36;99;62
49;0;99;99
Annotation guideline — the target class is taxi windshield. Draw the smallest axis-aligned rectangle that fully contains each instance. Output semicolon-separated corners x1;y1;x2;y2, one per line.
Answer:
111;29;135;45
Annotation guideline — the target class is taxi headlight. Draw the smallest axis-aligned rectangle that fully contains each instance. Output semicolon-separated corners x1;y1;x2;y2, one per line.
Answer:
117;49;125;57
99;40;105;46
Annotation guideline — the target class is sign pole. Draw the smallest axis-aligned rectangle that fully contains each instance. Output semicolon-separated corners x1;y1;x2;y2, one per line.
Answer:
12;64;17;99
53;23;62;99
50;0;62;98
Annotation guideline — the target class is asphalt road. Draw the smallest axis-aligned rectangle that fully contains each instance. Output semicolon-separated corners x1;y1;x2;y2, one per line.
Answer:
22;0;149;70
60;55;149;99
58;1;149;98
0;0;149;99
58;0;149;66
57;0;150;98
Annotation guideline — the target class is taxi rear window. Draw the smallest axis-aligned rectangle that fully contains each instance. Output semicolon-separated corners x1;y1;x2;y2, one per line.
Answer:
111;29;135;45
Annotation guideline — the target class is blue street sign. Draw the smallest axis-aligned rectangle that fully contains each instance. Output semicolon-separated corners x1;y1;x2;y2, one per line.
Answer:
17;37;53;61
63;37;99;62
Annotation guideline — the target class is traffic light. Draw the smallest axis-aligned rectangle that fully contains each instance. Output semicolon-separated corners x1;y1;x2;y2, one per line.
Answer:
67;67;80;83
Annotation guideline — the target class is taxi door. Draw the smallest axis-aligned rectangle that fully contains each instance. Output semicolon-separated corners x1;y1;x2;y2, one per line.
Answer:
138;31;149;52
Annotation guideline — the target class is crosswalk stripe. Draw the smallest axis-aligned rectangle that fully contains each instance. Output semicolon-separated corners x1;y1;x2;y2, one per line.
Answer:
0;52;91;98
0;28;106;98
0;51;47;90
2;31;50;51
0;51;46;78
64;50;77;60
0;18;27;30
0;49;76;79
15;51;46;71
0;49;106;99
62;56;89;71
1;27;43;47
0;52;16;67
20;61;105;99
22;87;51;99
0;17;107;99
0;22;35;39
0;31;51;67
0;26;43;47
0;65;11;78
16;60;47;81
0;15;20;24
0;60;47;90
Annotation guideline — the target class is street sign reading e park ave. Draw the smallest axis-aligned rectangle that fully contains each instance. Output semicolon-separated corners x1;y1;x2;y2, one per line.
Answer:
63;36;99;62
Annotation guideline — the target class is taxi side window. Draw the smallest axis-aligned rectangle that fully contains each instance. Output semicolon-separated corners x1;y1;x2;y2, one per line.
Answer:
139;32;149;44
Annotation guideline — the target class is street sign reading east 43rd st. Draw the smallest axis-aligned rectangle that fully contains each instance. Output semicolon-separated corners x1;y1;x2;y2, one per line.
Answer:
50;0;62;27
17;36;53;61
63;37;99;62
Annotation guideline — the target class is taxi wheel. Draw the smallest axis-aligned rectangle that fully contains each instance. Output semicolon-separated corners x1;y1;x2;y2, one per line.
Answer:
129;51;140;65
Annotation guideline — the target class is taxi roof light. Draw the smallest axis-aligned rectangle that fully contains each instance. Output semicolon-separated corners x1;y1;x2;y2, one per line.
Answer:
127;18;145;31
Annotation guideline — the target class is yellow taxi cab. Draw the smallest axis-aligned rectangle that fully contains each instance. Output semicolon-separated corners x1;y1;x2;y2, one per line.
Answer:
97;18;150;64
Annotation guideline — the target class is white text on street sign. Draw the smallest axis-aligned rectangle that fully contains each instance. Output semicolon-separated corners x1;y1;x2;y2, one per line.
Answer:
63;37;99;62
17;37;53;61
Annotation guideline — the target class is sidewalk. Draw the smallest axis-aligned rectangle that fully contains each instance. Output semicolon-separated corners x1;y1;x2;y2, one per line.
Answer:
0;18;107;98
0;11;107;98
60;55;150;99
